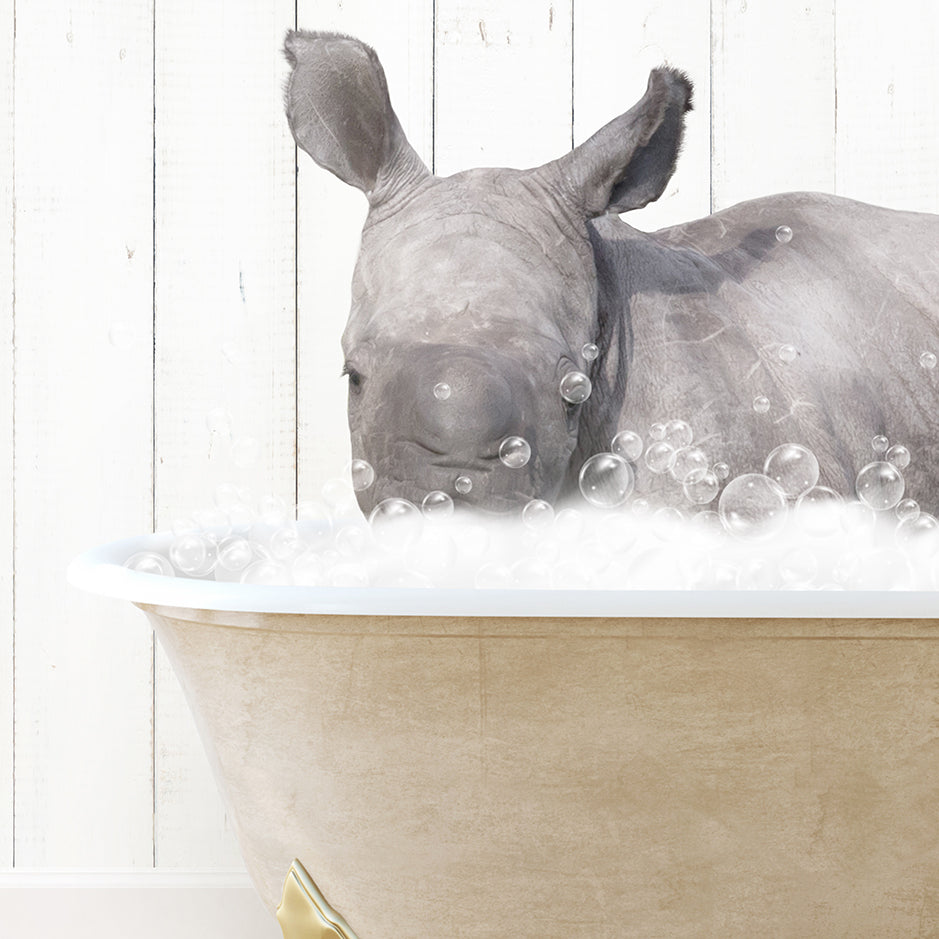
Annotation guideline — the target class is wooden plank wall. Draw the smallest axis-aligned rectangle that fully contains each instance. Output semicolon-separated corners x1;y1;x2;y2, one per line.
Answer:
1;0;937;878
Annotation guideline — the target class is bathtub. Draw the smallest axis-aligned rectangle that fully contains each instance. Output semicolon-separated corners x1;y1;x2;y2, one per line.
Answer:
70;532;939;938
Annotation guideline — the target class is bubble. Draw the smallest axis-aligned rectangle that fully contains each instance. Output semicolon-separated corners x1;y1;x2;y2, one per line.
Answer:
291;551;323;586
335;525;368;558
205;408;232;436
368;498;423;549
421;490;455;518
644;441;676;474
555;507;584;539
475;562;513;589
795;486;843;537
241;559;289;585
321;477;357;516
578;452;634;508
886;444;911;469
169;532;217;576
718;473;788;540
841;500;877;536
713;462;731;480
752;395;770;414
920;351;937;369
559;370;592;404
124;551;174;577
775;225;793;244
433;382;451;400
522;499;554;530
295;500;333;547
663;419;693;449
581;342;599;362
269;524;304;561
232;436;260;468
763;443;820;499
192;507;231;542
649;422;666;441
611;430;643;462
511;557;554;588
895;513;939;555
779;548;818;585
499;436;531;469
683;468;720;505
871;435;889;454
454;475;473;495
737;557;781;590
348;458;375;491
329;563;369;588
670;446;708;482
896;498;920;522
258;493;289;526
855;461;905;510
216;536;254;572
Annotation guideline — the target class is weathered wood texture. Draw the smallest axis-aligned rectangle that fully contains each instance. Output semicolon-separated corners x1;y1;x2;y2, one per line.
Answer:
11;1;155;866
2;0;938;882
0;0;13;870
153;0;297;868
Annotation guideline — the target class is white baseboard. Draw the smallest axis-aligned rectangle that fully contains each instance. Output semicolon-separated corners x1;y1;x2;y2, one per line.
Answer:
0;870;282;938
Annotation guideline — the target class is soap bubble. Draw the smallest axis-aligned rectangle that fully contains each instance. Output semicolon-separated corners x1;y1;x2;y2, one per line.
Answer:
433;382;451;400
475;562;514;590
920;351;937;369
778;344;797;363
499;436;531;468
855;461;904;510
421;490;455;518
663;419;693;449
205;408;232;436
124;551;174;577
896;498;920;522
241;559;289;585
581;342;599;362
369;498;423;549
321;477;357;516
258;493;289;526
763;443;819;499
752;395;770;414
737;557;781;590
670;446;708;482
578;453;634;508
559;370;592;404
329;563;369;588
683;468;720;505
775;225;793;244
896;513;939;554
269;524;304;562
555;507;585;540
454;475;473;495
296;500;333;547
648;422;666;441
335;525;368;558
841;500;877;536
718;473;788;540
232;436;260;468
779;548;818;585
291;551;323;586
169;532;216;576
192;506;231;541
871;435;889;454
522;499;554;530
216;536;253;572
611;430;643;462
886;444;911;469
795;486;843;537
348;458;375;491
644;441;676;474
713;462;731;480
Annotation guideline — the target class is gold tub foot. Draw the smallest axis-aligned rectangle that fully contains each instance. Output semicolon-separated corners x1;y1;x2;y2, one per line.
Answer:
277;859;360;939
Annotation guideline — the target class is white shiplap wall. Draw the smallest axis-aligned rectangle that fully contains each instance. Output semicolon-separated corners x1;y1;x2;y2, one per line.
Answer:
2;1;938;931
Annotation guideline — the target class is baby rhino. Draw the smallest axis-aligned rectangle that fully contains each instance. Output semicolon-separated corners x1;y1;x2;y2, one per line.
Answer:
283;30;939;517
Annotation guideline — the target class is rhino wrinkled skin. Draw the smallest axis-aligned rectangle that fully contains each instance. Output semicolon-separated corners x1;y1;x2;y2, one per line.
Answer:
283;30;939;517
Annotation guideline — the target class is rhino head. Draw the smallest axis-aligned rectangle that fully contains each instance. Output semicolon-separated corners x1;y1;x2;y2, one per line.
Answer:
284;31;692;515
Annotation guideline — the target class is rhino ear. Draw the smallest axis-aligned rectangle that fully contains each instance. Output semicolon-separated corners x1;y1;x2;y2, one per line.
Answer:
548;68;693;217
283;31;429;202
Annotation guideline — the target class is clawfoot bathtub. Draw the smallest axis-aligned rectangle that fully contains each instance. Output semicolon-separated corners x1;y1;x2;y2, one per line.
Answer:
70;533;939;938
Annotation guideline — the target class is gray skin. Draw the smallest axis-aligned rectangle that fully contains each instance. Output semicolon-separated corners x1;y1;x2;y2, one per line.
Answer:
284;30;939;517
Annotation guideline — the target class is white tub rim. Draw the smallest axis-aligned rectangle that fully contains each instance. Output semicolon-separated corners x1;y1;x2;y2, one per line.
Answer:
67;532;939;619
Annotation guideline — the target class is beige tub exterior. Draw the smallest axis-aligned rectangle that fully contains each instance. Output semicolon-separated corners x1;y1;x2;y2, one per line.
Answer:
139;602;939;938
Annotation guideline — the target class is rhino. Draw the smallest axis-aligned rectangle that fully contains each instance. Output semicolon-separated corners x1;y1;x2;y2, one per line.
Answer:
283;30;939;518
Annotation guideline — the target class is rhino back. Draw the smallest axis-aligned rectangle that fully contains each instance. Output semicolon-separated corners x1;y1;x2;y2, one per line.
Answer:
579;193;939;511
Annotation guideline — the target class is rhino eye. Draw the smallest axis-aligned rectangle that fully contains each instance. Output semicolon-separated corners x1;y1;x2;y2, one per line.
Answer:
341;364;364;389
